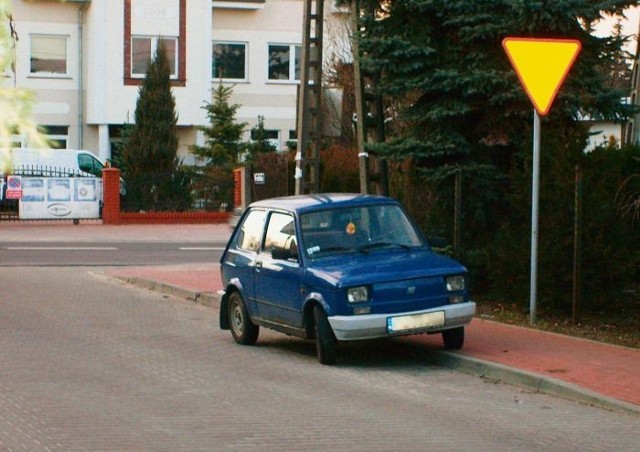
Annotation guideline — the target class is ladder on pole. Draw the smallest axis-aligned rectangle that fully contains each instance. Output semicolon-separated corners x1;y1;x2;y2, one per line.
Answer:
295;0;324;195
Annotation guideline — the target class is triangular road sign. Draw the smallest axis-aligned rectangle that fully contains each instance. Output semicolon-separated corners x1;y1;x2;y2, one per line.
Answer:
502;37;581;116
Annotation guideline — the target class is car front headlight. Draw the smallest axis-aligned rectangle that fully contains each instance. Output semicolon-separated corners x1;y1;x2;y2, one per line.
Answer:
446;275;466;292
347;286;369;303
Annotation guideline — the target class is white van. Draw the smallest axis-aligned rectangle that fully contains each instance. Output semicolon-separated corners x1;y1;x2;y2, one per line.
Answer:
0;147;106;178
0;147;126;198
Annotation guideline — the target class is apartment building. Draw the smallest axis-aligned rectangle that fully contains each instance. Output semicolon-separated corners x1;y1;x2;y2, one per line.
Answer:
5;0;348;164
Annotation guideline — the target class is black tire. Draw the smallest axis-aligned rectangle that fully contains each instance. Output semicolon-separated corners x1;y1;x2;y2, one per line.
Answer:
313;304;337;365
442;327;464;350
228;292;259;345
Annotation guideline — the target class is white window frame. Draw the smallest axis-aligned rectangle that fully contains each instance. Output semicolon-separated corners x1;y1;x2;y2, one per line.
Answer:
267;43;301;83
213;41;248;82
29;34;69;77
131;36;178;79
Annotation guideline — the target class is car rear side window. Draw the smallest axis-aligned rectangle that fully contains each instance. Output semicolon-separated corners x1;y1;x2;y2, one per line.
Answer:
235;209;267;251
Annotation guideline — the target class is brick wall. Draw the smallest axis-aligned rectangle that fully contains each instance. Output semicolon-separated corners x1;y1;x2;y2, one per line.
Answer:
102;167;230;225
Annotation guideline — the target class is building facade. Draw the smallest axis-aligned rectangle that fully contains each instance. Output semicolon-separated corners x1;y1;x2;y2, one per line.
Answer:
5;0;347;164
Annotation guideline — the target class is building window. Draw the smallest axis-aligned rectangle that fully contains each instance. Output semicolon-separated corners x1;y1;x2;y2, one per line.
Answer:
251;128;280;150
131;36;178;78
268;44;301;81
42;125;69;149
8;125;68;149
213;42;247;80
124;0;186;86
30;35;68;75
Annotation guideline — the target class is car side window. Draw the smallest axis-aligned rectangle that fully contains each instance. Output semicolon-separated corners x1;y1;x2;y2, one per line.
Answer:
263;212;297;261
235;209;267;251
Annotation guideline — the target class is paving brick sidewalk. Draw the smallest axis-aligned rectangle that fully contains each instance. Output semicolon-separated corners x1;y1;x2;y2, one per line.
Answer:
107;263;640;415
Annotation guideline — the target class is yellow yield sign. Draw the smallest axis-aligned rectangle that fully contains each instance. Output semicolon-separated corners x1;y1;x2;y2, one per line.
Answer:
502;37;581;116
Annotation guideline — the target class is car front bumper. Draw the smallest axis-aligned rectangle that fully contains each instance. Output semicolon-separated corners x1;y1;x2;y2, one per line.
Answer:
327;301;476;341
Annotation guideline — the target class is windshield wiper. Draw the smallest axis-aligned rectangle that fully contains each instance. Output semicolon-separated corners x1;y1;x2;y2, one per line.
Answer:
316;245;369;255
360;242;411;251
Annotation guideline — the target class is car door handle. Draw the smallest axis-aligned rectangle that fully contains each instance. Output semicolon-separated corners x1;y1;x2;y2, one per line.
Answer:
255;260;263;270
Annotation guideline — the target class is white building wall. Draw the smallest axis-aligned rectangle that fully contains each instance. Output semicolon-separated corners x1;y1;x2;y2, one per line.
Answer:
212;0;304;150
85;0;210;152
10;0;350;160
586;121;625;151
9;1;84;149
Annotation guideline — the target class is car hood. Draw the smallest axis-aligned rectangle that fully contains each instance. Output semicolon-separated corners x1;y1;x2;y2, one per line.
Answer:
305;248;467;288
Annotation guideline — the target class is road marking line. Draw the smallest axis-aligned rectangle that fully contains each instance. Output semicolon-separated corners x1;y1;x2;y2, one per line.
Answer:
179;247;225;251
6;246;119;251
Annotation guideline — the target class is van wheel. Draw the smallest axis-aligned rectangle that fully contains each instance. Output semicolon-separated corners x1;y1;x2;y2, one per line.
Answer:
228;292;259;345
313;304;337;365
442;327;464;350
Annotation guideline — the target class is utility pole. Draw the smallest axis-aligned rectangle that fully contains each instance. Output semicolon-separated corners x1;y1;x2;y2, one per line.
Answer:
294;0;324;195
351;0;369;194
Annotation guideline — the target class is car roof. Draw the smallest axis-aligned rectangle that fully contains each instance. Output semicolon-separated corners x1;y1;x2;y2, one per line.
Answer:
249;193;399;214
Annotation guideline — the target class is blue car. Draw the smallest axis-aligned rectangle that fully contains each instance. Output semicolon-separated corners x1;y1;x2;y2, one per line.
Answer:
219;193;476;364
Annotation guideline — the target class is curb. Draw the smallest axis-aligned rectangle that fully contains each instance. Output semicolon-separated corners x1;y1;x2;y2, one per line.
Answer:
114;276;219;307
432;351;640;416
115;275;639;416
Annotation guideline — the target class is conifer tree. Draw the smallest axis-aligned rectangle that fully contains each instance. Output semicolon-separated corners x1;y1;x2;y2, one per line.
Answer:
360;0;636;178
122;39;185;210
191;84;247;167
356;1;639;310
246;115;278;164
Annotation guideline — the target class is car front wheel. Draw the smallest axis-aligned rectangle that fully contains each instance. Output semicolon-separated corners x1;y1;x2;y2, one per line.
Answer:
228;292;259;345
313;304;337;365
442;326;464;349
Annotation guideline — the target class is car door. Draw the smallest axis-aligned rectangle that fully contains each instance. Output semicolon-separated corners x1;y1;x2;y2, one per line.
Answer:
222;208;267;315
253;211;305;328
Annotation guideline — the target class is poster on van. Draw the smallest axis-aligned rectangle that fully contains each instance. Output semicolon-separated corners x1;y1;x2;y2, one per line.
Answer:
19;177;100;220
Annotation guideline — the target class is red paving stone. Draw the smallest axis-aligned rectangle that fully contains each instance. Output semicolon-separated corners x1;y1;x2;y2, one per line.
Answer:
109;263;640;408
408;319;640;406
112;266;220;294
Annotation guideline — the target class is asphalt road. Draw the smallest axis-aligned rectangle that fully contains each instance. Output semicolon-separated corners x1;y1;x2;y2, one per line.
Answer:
0;223;231;266
0;241;226;266
1;266;638;451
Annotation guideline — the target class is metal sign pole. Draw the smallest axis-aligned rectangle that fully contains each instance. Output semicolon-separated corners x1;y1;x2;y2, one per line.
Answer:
530;110;541;324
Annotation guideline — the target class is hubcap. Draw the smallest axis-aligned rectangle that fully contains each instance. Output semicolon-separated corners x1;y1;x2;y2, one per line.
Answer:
231;302;244;334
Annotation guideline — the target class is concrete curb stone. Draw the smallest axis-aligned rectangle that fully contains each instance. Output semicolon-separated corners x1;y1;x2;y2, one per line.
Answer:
114;276;219;308
433;352;640;416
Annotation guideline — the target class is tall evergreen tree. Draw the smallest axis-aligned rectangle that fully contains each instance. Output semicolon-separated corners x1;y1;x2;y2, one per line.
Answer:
191;84;247;167
360;0;636;176
122;39;184;210
356;1;639;310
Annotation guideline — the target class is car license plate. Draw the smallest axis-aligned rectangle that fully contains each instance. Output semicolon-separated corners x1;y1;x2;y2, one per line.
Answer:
387;311;445;333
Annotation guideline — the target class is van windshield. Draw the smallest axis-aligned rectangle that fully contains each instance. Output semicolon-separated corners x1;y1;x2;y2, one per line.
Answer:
300;204;425;258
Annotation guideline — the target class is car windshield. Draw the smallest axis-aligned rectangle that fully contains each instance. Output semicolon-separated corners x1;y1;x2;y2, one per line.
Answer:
300;204;425;258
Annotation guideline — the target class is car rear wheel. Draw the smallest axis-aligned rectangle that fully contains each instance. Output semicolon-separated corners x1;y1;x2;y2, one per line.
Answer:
442;326;464;349
228;292;259;345
313;304;337;365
